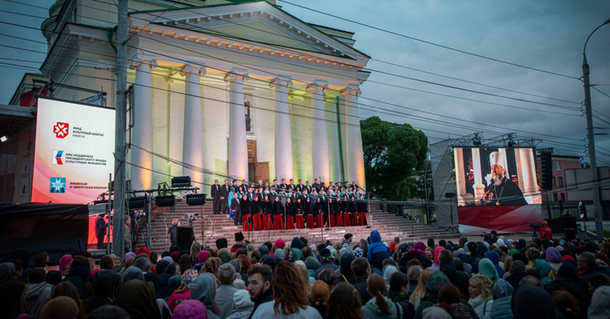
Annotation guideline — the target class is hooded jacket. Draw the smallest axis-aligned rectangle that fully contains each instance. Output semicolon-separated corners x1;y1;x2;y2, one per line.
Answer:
589;286;610;319
480;279;514;319
414;271;450;319
544;261;587;319
84;270;120;313
534;259;553;285
478;258;499;281
440;260;470;300
190;273;221;319
24;282;51;318
367;230;389;271
335;252;356;284
484;251;505;278
361;296;402;319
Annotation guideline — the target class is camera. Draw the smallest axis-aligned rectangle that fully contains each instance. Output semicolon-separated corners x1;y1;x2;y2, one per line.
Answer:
187;213;199;223
480;232;491;242
529;222;540;228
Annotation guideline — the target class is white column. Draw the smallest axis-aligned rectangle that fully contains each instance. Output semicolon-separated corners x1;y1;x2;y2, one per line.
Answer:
224;72;249;181
341;87;366;189
181;65;206;190
307;82;330;184
270;77;294;182
131;58;157;191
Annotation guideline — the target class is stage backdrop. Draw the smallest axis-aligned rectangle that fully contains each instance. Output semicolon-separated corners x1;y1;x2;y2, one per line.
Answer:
0;203;89;265
31;98;115;204
453;147;542;234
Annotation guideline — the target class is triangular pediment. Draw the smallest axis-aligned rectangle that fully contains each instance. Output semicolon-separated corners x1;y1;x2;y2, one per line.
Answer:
129;1;368;62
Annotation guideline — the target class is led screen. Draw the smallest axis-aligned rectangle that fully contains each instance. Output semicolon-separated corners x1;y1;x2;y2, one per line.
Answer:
453;147;542;207
32;98;115;204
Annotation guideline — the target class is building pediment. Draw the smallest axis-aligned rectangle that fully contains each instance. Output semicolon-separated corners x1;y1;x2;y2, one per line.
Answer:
129;1;369;64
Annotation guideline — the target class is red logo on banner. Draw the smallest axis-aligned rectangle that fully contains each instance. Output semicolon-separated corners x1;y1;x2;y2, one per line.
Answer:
53;122;69;138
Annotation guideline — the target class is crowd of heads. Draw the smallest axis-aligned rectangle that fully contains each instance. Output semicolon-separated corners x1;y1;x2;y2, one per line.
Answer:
1;231;610;319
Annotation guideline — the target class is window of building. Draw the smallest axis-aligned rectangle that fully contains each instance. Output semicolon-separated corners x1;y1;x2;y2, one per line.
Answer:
556;161;561;171
552;177;556;186
558;176;563;187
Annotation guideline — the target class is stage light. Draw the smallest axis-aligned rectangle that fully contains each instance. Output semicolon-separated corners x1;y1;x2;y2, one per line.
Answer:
127;196;147;209
171;176;191;188
155;195;176;207
186;193;207;206
0;136;7;142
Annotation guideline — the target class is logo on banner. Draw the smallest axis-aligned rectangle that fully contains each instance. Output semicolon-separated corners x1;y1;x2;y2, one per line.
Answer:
50;177;66;193
53;122;69;138
52;150;64;165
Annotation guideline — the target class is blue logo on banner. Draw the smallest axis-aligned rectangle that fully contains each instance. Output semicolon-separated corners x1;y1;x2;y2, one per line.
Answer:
50;177;66;193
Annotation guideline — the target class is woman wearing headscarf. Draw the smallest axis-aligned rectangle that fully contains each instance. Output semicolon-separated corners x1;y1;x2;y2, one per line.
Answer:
161;275;182;301
167;269;199;311
274;249;285;262
428;247;444;271
413;271;450;319
117;279;162;319
484;251;505;278
478;258;499;281
305;256;322;277
544;246;562;275
534;259;554;285
480;279;514;319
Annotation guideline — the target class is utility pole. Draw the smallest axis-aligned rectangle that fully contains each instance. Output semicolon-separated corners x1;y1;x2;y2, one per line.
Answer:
582;18;610;240
112;0;128;258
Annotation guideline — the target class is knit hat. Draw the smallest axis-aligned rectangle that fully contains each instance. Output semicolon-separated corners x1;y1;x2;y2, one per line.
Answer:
198;251;210;262
233;279;246;290
59;254;73;276
275;238;286;250
172;300;208;319
171;251;181;262
233;289;254;309
216;238;228;250
124;252;136;261
562;255;575;264
156;260;170;274
400;243;410;252
258;245;269;255
162;256;174;264
135;247;151;258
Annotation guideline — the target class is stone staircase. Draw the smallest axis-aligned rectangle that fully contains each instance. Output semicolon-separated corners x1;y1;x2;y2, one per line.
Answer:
139;200;460;253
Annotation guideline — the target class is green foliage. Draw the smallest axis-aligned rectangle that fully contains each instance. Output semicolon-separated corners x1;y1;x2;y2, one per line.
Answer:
361;116;429;200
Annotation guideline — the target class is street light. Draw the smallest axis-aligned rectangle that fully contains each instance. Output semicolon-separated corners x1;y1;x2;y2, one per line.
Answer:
582;17;610;240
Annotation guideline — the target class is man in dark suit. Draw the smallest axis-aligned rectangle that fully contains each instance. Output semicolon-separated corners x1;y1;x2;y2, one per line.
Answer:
211;179;221;214
279;178;287;192
305;180;313;194
221;179;231;214
296;179;304;192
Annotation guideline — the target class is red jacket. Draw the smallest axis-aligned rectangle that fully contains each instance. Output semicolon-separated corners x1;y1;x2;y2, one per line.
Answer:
540;225;553;240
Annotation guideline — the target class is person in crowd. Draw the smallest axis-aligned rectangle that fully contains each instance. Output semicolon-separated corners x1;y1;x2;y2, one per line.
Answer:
335;251;356;285
587;273;610;296
250;261;322;318
168;219;180;246
95;213;108;250
64;256;93;300
40;296;79;319
51;281;87;319
438;250;469;300
577;252;598;287
171;300;208;319
552;290;579;319
360;274;402;319
116;279;162;319
534;259;554;285
351;257;372;306
226;289;254;319
313;249;337;280
484;251;505;278
83;269;120;313
409;269;433;309
540;221;553;240
545;246;562;275
588;285;610;319
505;260;526;290
413;271;450;319
478;258;499;282
399;242;431;272
190;272;220;319
310;280;330;319
85;305;131;319
387;272;415;319
367;230;390;274
246;265;273;319
327;282;365;319
468;274;494;317
167;269;198;311
480;279;514;319
511;284;555;319
24;267;51;318
0;281;30;319
216;263;238;319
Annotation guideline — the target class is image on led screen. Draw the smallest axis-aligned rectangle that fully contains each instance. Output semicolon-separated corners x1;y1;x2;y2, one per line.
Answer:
453;147;542;206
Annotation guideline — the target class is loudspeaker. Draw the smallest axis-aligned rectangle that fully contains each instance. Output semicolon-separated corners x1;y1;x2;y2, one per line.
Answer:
127;196;147;209
176;227;194;254
564;228;576;241
186;193;206;206
445;192;456;199
172;176;191;188
155;195;175;207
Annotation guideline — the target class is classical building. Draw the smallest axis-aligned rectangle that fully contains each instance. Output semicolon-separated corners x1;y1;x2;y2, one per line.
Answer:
39;0;369;192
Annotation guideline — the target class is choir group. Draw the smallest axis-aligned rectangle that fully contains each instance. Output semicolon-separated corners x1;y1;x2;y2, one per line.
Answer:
209;177;369;232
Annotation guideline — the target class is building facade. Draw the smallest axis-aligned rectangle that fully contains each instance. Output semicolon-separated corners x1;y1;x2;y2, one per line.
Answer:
39;0;369;193
536;153;581;202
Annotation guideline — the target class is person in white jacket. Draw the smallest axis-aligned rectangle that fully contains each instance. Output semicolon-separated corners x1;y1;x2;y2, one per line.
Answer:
468;274;494;317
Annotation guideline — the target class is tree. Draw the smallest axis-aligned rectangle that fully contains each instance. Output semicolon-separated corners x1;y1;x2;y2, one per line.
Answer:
361;116;428;200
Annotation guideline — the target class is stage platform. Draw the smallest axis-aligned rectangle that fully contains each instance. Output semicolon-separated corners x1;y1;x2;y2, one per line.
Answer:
134;200;464;253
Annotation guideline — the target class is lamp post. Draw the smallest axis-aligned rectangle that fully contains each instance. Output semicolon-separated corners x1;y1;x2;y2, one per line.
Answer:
582;17;610;240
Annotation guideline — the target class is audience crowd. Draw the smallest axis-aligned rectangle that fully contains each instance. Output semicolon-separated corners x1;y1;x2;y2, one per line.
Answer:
1;230;610;319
